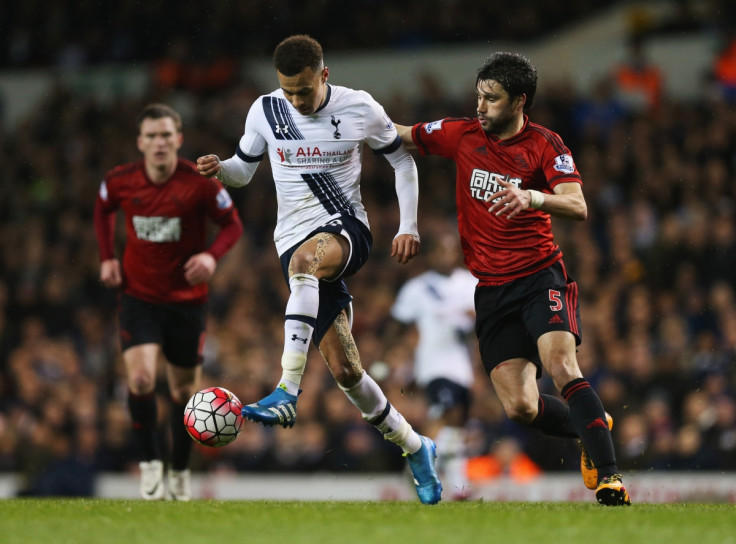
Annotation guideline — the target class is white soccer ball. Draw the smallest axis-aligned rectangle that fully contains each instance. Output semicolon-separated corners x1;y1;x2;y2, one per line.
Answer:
183;386;244;447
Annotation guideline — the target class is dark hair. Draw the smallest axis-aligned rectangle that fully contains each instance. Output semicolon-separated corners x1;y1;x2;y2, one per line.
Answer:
273;34;324;76
476;52;538;111
138;103;182;132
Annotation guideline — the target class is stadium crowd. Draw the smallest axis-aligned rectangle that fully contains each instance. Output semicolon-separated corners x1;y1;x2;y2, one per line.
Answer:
1;3;736;497
0;0;623;69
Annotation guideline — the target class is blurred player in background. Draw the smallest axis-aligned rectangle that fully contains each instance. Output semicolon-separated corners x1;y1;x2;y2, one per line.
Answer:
94;103;243;500
196;34;442;504
396;52;631;506
387;228;478;500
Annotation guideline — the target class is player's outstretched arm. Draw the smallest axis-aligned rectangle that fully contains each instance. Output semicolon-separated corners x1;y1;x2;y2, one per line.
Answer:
395;124;417;150
197;153;258;188
383;145;420;264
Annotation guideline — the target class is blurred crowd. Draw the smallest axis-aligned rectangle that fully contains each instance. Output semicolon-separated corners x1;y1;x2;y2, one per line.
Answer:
2;5;736;497
0;0;623;69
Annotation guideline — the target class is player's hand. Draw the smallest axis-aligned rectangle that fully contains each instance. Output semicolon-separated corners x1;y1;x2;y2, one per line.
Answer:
100;258;123;288
184;252;217;285
487;178;532;219
390;233;421;265
196;155;221;178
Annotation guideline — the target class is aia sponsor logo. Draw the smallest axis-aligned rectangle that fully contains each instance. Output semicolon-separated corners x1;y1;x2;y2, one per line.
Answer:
276;146;354;165
276;147;294;163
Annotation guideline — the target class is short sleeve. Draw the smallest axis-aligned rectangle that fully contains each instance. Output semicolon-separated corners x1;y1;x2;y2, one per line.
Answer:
237;100;269;160
362;93;399;152
539;134;581;189
202;177;236;220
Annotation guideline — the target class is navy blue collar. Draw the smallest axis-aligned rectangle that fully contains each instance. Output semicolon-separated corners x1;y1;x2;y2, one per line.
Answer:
315;84;332;114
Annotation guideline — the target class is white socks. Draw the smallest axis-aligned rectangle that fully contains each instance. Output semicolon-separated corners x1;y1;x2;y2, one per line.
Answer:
340;371;422;454
280;274;319;394
434;426;470;495
279;275;423;455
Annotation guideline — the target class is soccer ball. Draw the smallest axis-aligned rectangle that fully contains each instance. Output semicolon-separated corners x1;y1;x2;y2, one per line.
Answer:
183;386;244;447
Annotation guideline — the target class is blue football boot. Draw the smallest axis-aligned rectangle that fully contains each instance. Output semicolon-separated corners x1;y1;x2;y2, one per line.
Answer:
242;386;299;428
405;435;443;505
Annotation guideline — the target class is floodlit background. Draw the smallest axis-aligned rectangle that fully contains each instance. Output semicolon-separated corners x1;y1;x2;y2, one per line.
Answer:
0;0;735;501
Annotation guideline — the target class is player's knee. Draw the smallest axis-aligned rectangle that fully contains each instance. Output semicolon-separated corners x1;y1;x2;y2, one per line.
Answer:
540;347;580;383
128;374;155;395
505;400;537;425
289;250;316;274
547;362;581;392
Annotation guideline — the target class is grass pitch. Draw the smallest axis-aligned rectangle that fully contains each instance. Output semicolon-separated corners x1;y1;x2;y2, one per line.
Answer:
0;499;734;544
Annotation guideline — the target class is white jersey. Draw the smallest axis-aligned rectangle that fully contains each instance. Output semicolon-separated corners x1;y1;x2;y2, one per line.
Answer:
391;268;478;387
235;84;401;255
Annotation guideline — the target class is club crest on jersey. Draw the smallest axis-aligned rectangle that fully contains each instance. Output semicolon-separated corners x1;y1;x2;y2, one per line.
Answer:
424;120;443;134
469;169;522;203
331;115;341;139
553;154;575;174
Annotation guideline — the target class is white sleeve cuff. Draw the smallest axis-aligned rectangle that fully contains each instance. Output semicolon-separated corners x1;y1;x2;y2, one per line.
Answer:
218;155;259;188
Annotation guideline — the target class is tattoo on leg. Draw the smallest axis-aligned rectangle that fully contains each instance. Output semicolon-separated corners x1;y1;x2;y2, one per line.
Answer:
320;311;363;375
289;232;333;277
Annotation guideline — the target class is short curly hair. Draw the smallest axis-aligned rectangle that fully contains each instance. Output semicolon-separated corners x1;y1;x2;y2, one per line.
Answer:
273;34;324;76
476;52;538;111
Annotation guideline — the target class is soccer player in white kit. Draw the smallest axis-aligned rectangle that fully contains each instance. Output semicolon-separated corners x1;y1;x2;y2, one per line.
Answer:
390;230;478;499
197;34;442;504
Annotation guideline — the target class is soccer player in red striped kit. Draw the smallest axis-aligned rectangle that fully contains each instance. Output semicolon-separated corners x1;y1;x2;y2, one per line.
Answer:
397;52;630;505
94;103;243;500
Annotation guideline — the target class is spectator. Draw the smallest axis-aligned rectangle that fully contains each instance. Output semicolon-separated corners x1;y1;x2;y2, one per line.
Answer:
466;435;542;483
613;35;664;113
713;37;736;101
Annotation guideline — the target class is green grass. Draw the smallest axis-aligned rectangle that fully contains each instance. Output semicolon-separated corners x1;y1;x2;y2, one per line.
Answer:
0;500;734;544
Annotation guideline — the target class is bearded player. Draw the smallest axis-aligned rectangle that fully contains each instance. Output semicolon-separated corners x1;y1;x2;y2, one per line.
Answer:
396;52;630;506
